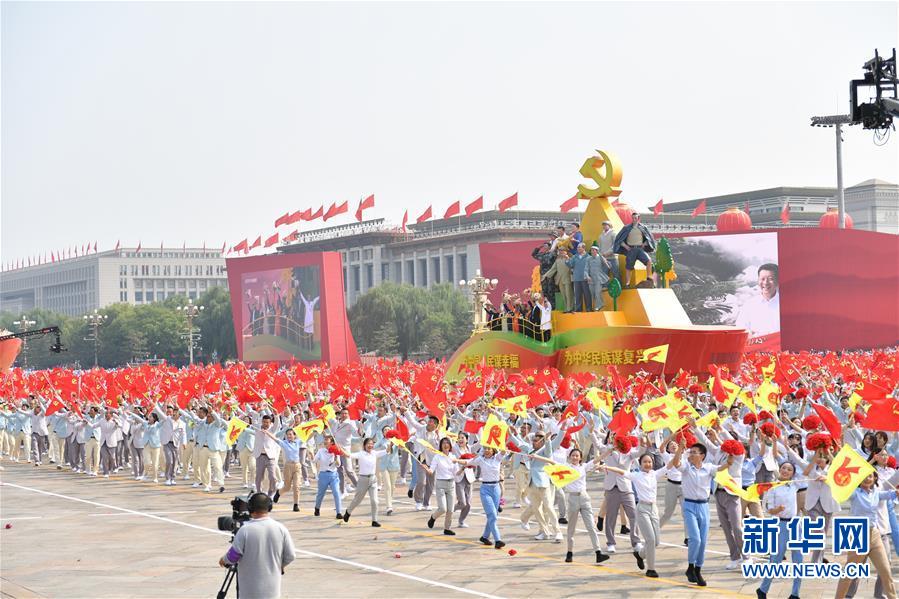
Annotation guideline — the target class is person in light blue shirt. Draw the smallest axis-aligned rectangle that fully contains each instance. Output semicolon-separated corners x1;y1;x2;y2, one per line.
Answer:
130;411;163;482
51;413;70;470
262;426;302;511
236;426;257;491
565;243;593;312
835;473;897;599
756;461;802;599
516;430;563;541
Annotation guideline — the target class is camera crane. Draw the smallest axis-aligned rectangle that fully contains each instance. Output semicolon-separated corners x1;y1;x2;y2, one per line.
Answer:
0;326;67;354
850;48;899;131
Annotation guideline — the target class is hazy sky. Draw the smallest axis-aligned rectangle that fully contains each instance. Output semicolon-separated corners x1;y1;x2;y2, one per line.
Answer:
3;1;897;263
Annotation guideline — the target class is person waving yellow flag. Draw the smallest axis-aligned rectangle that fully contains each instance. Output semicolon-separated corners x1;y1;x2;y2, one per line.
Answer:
826;445;875;503
714;470;750;501
480;414;509;451
226;417;249;446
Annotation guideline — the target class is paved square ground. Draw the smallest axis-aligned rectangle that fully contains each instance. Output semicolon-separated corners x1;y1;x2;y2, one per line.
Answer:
0;461;872;598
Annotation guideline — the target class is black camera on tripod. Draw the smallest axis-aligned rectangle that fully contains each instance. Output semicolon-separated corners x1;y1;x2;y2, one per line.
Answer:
217;496;252;534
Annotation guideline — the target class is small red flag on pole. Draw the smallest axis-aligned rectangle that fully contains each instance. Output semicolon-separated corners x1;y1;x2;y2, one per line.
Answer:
691;199;707;218
653;198;664;216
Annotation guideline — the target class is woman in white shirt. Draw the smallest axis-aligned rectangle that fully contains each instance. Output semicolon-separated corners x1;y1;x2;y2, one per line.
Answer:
538;296;552;342
563;448;610;565
453;432;474;529
602;453;668;578
757;461;802;599
342;437;387;527
419;437;462;536
312;435;344;519
460;447;507;549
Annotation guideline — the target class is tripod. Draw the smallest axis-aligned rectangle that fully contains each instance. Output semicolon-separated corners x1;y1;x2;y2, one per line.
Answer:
217;563;238;599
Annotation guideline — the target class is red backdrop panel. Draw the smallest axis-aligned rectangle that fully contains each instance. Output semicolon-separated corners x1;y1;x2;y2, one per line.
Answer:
478;229;899;352
226;252;358;365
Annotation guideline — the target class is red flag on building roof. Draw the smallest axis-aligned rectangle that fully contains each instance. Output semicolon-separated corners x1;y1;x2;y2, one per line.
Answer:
781;203;790;225
691;200;707;217
274;212;291;228
333;200;348;217
309;206;324;220
264;233;279;248
560;194;579;213
355;194;375;222
464;195;483;217
401;209;409;232
498;192;518;212
233;239;249;253
416;205;432;224
444;201;461;219
653;198;664;216
249;236;262;250
322;203;337;221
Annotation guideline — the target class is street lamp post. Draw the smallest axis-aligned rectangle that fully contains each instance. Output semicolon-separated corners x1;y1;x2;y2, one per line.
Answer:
12;315;36;368
811;114;855;229
177;298;204;365
459;269;498;332
83;309;107;367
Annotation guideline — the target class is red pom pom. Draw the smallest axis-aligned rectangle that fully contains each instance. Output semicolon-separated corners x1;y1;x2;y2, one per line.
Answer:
758;410;774;421
560;435;571;449
795;388;809;399
580;399;593;413
801;415;821;431
327;445;342;455
4;523;11;530
688;384;703;395
720;439;745;456
674;429;697;448
394;552;402;558
508;549;517;556
506;441;521;453
759;422;780;438
888;456;897;469
743;413;758;425
805;433;835;452
615;434;638;453
459;453;476;460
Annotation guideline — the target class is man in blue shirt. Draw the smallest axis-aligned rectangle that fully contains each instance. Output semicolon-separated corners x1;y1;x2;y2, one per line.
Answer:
566;243;592;312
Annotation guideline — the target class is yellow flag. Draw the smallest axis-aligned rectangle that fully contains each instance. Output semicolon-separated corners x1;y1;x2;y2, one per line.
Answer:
744;480;791;503
389;437;411;452
501;395;529;419
741;390;757;413
226;417;249;445
417;439;441;454
755;380;780;414
826;445;876;503
715;470;750;501
544;463;582;488
847;392;864;412
761;358;776;379
318;404;337;422
293;419;325;442
696;411;719;429
707;376;742;409
637;395;679;432
480;414;509;450
638;344;669;364
587;387;614;417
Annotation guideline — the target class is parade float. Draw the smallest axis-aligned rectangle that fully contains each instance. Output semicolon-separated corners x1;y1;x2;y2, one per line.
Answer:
445;150;749;381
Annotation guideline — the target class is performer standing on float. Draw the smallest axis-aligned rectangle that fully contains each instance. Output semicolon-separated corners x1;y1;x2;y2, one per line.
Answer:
612;211;655;288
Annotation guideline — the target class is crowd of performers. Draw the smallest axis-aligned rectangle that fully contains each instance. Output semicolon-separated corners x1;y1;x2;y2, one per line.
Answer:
1;349;898;598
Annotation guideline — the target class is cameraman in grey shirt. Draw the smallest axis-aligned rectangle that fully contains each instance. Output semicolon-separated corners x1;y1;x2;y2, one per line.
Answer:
220;493;296;598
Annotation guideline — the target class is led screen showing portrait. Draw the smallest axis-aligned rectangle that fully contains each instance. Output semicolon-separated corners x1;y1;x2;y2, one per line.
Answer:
668;231;780;351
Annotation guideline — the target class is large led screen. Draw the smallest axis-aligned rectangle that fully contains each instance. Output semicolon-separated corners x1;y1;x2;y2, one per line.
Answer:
240;265;321;361
668;231;780;352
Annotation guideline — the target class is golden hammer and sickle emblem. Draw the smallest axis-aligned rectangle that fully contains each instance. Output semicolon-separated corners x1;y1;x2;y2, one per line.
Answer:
577;150;623;199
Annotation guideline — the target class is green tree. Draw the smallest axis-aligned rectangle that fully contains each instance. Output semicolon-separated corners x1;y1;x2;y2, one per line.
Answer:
196;286;237;363
608;278;622;310
654;237;674;288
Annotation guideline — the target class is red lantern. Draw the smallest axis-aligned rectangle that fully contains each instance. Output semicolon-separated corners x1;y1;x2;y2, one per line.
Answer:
715;206;752;232
819;208;853;229
615;202;634;225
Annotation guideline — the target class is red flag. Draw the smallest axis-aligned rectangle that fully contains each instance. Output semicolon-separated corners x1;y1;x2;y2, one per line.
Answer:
355;194;375;221
286;210;302;224
274;212;291;227
860;397;899;431
51;252;56;263
221;241;226;253
114;240;120;252
744;201;751;215
249;236;262;250
560;194;579;213
416;205;432;224
463;420;485;434
322;203;337;221
264;233;279;248
401;209;409;232
691;200;707;217
93;241;97;252
811;403;843;441
711;376;728;402
394;418;410;442
498;192;518;212
780;203;790;225
609;401;638;435
135;241;142;254
459;380;484;405
45;396;66;416
443;201;461;219
607;365;627;397
464;195;483;217
333;200;348;217
232;239;249;253
653;198;664;216
309;206;324;220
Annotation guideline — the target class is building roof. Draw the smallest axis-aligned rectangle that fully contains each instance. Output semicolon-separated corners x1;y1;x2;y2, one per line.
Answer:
663;186;837;212
847;178;897;188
